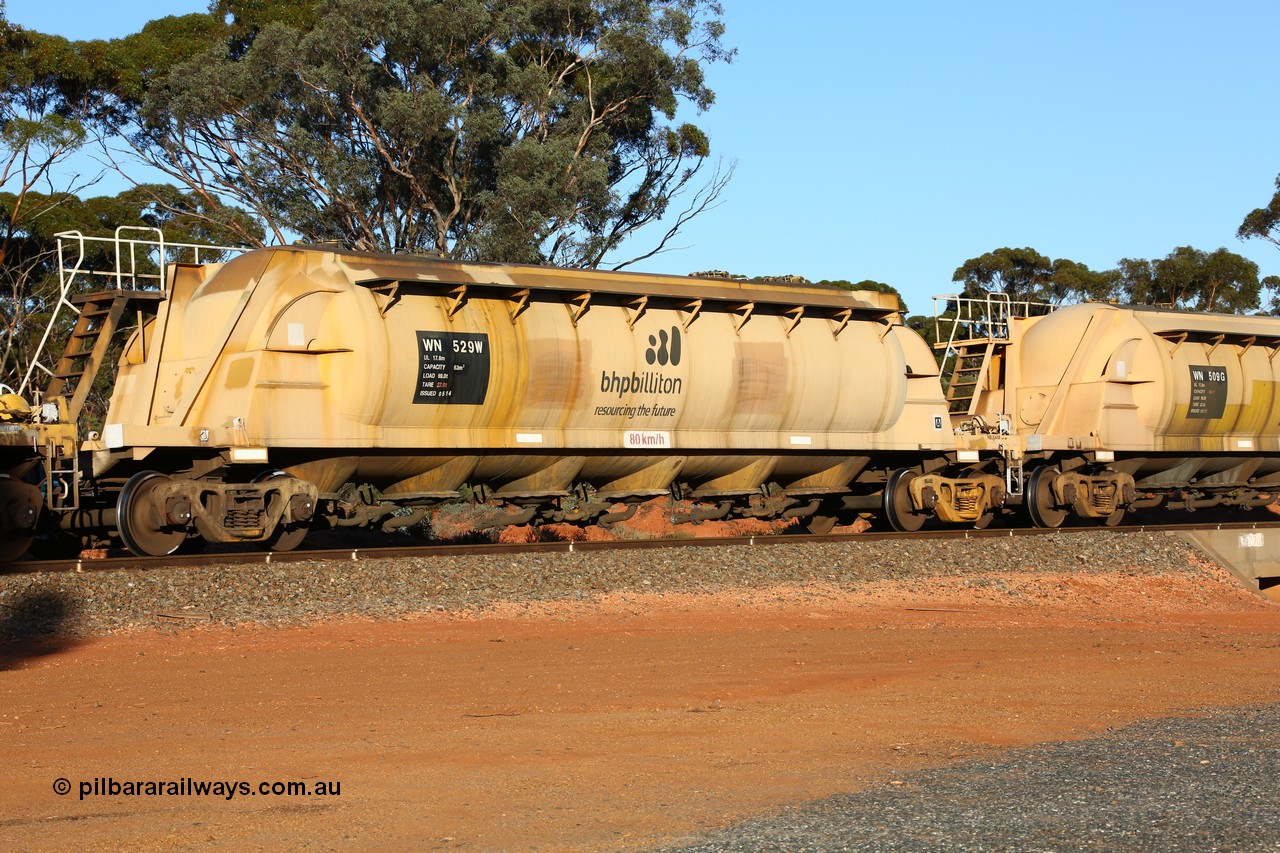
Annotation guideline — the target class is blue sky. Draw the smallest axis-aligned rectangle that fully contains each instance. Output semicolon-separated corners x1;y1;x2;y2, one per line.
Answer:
7;1;1280;315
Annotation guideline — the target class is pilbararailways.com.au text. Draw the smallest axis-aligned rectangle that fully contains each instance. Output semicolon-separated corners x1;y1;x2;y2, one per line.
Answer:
55;776;341;801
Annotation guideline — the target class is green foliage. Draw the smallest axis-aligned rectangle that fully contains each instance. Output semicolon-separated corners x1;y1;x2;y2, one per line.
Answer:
0;184;260;426
1239;173;1280;250
1117;246;1263;313
1047;258;1120;303
104;14;228;107
95;0;734;267
2;12;101;396
949;246;1269;313
905;313;940;349
952;247;1120;304
1264;276;1280;314
951;247;1055;302
815;278;907;313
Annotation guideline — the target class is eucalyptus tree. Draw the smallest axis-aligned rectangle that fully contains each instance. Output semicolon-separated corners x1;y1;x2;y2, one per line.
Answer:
951;247;1055;302
106;0;734;268
1239;173;1280;251
0;8;101;389
1117;246;1265;314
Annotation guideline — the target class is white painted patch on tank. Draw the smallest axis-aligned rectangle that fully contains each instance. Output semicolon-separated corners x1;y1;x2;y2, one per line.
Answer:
515;433;543;444
288;322;305;347
484;270;518;286
1240;532;1265;549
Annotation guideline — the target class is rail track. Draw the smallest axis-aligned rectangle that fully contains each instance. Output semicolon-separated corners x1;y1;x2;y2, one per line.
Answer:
8;517;1280;577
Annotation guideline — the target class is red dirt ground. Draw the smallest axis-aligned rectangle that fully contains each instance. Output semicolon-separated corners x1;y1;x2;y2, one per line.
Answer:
1;562;1278;851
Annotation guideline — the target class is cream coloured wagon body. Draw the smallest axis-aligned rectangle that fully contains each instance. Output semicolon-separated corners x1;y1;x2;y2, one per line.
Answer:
994;304;1280;454
955;301;1280;525
101;246;955;504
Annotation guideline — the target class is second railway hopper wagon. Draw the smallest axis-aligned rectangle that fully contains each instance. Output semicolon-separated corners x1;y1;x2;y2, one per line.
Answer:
41;233;1008;557
941;296;1280;527
0;394;75;560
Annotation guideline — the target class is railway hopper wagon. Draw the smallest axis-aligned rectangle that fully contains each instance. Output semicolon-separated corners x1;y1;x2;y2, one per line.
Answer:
945;297;1280;527
20;232;1008;558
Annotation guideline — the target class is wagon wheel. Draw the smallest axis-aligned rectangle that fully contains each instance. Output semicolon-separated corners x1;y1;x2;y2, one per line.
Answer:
1026;466;1068;529
0;535;34;563
256;471;310;552
0;473;38;561
883;468;927;532
117;471;186;557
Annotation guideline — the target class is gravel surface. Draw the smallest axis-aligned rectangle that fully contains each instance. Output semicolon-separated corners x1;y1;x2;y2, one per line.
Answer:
652;703;1280;853
0;530;1229;638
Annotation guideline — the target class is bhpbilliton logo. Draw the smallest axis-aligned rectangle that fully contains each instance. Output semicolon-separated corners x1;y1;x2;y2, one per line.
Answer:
645;326;682;366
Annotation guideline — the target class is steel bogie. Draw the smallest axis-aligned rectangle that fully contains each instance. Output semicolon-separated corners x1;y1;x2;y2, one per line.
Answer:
912;469;1006;527
254;472;315;552
1058;467;1136;525
114;470;319;557
1021;464;1137;528
0;395;79;560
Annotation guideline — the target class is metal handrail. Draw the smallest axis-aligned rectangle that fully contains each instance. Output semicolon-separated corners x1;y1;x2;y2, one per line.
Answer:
17;228;249;398
932;292;1054;377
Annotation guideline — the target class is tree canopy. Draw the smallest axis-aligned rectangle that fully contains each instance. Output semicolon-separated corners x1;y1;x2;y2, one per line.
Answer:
950;247;1119;304
1116;246;1266;314
951;245;1270;314
0;2;259;399
86;0;735;268
1239;173;1280;251
952;247;1054;302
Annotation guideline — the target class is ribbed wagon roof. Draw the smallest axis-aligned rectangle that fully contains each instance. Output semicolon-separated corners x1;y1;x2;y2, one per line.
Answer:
282;243;900;316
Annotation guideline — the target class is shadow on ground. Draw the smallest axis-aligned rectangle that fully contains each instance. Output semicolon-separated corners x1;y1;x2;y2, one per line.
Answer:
0;589;81;670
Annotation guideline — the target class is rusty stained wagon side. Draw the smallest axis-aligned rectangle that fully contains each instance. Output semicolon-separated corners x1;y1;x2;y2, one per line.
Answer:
69;240;1008;556
947;298;1280;528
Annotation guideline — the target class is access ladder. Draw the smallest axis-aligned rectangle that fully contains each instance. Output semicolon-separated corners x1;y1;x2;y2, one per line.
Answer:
45;290;167;423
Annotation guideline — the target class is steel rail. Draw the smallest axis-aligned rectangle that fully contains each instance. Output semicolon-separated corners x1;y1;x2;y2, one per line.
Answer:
7;518;1280;576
